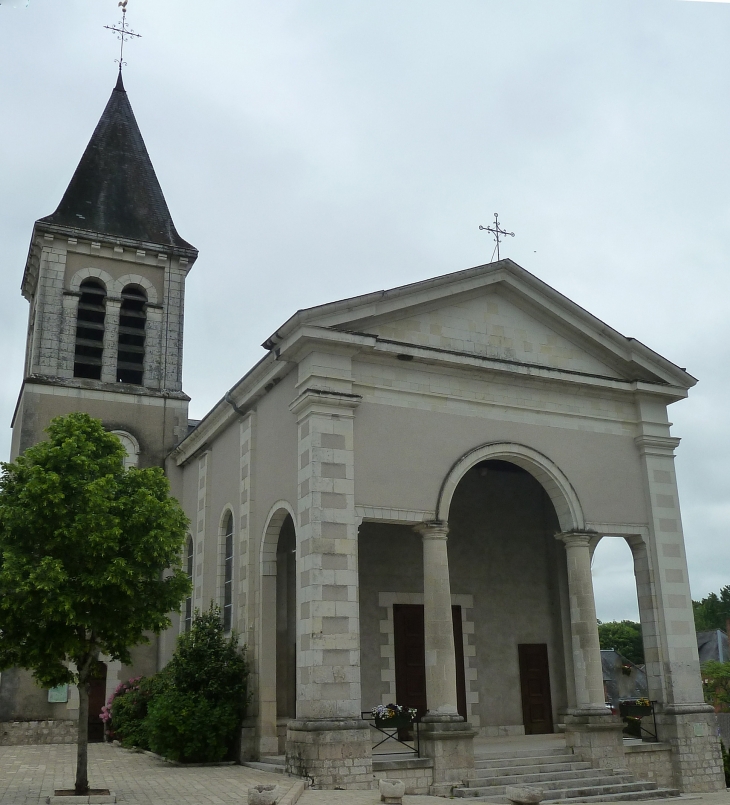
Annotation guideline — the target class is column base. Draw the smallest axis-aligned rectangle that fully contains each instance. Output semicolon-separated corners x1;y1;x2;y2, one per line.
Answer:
564;711;625;770
656;704;725;793
285;718;373;789
419;714;476;796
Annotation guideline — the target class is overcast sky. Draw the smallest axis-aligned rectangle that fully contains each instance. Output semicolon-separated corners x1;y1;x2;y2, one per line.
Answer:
1;0;728;622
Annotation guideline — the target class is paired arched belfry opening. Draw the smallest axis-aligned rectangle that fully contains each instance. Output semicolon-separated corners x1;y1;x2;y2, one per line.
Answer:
117;284;147;384
73;279;106;379
73;281;148;385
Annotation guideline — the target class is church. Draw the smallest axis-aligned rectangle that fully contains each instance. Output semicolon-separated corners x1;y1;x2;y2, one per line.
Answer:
1;72;724;795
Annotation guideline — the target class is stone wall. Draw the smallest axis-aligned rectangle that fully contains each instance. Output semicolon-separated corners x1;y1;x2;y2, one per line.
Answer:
372;758;433;794
624;743;674;789
0;720;76;745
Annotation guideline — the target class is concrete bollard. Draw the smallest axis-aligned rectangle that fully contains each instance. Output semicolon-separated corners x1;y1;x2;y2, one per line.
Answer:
379;778;405;804
248;784;278;805
505;785;545;804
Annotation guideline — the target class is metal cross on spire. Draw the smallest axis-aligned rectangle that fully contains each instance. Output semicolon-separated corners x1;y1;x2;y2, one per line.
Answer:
479;213;515;261
105;0;141;74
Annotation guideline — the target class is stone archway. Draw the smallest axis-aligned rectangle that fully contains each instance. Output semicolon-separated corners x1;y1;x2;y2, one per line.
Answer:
436;441;585;532
257;502;297;756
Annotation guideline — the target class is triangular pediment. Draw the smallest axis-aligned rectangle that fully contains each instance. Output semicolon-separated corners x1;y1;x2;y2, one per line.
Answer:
363;288;624;379
267;260;695;389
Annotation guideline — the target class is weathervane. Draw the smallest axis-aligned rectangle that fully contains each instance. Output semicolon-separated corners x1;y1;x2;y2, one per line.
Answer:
479;213;514;261
104;0;141;73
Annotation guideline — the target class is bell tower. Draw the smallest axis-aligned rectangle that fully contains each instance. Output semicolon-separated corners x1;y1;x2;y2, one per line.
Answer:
11;72;198;466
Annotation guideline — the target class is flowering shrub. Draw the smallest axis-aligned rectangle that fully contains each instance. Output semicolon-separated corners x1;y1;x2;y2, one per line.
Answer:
100;677;142;741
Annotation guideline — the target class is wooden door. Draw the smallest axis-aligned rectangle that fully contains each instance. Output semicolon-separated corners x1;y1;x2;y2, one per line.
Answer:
393;604;467;720
518;644;553;735
87;661;107;743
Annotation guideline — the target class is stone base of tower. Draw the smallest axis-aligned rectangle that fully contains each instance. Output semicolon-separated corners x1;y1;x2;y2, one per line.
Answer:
657;705;725;792
285;718;373;789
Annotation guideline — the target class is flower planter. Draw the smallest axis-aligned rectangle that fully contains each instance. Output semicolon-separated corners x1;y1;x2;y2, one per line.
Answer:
619;704;652;718
374;714;414;730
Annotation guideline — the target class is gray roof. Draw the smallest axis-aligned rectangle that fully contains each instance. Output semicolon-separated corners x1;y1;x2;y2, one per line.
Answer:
38;71;195;252
697;630;729;664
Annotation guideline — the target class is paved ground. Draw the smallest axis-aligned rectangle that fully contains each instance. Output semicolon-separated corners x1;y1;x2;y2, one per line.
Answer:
0;743;295;804
0;742;728;805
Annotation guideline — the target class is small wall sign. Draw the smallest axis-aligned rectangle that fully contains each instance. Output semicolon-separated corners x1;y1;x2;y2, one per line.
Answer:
47;684;69;703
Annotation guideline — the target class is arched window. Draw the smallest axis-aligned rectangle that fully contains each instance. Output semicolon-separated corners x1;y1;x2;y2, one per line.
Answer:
117;284;147;384
74;279;106;379
222;513;234;632
185;537;194;633
111;430;140;469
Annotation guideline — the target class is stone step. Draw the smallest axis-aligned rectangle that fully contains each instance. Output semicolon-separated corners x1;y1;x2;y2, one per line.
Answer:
476;754;578;770
467;788;680;804
454;781;659;800
466;769;630;789
241;759;287;775
475;747;572;761
472;761;593;777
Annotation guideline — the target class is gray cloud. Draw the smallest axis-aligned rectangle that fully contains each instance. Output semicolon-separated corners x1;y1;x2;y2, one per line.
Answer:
1;0;729;618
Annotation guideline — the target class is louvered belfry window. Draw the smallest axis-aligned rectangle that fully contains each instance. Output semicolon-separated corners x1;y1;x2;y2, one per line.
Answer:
117;285;147;384
74;279;107;379
223;513;234;632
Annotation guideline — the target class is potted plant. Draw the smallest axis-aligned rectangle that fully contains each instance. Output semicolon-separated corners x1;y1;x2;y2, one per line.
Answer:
371;703;418;730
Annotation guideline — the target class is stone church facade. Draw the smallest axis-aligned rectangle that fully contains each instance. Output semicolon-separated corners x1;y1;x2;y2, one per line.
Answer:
2;74;724;794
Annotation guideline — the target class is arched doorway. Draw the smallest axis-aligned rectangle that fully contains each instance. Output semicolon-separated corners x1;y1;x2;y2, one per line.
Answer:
446;459;566;735
258;503;297;756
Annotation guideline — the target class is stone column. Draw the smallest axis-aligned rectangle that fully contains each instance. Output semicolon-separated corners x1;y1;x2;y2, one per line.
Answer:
556;531;624;770
59;291;79;378
415;521;475;797
285;376;372;790
633;409;724;792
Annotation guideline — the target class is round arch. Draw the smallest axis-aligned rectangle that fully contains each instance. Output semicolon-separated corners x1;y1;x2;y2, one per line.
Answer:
260;501;297;577
112;274;158;304
69;267;115;294
436;441;585;532
110;430;140;469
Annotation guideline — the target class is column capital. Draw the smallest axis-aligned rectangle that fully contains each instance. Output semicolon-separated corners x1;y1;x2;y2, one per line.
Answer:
414;520;449;540
555;531;596;549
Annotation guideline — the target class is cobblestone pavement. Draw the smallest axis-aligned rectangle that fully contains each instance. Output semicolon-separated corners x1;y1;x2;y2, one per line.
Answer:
0;743;295;804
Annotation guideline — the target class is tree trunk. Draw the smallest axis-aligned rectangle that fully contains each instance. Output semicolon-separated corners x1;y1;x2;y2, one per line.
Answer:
75;679;90;794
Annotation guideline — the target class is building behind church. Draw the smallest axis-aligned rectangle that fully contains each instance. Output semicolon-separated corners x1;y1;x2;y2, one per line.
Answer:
1;73;724;796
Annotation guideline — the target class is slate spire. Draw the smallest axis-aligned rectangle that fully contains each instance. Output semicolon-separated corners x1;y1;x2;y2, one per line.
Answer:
39;75;195;251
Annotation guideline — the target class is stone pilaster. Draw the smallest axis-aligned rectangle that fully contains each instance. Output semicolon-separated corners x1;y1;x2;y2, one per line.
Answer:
101;297;121;384
285;379;372;789
415;521;474;795
633;404;724;792
557;531;624;770
144;303;163;389
58;291;79;378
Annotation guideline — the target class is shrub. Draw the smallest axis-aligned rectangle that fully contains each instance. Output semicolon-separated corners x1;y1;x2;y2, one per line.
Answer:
146;689;239;762
101;677;141;741
111;674;169;750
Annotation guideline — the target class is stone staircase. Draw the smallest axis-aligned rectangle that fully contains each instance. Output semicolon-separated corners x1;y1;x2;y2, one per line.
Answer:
453;744;680;803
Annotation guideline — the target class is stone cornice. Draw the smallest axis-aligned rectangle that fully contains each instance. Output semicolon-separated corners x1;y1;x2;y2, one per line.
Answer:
634;435;681;457
289;387;362;419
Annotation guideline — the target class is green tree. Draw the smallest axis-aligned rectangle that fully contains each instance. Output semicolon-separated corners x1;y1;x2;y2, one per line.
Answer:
597;620;644;665
693;586;730;632
0;413;190;794
701;660;730;711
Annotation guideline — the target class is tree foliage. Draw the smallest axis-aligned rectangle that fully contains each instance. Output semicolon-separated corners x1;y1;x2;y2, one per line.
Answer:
0;413;191;792
693;586;730;632
597;620;644;665
702;660;730;712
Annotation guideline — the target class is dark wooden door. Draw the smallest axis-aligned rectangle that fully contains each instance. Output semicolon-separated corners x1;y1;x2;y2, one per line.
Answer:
393;604;467;720
518;643;553;735
87;661;107;743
